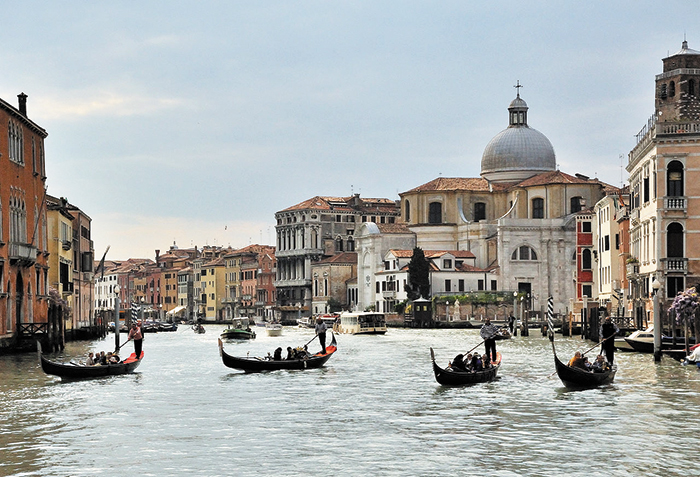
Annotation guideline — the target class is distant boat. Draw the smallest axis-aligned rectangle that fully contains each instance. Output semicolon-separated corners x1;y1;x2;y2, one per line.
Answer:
265;322;283;337
550;334;616;389
38;342;143;379
333;312;386;335
430;348;501;386
218;334;337;373
624;327;695;353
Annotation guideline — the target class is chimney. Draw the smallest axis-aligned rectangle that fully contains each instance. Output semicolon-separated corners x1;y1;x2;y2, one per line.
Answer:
155;250;160;261
17;92;27;116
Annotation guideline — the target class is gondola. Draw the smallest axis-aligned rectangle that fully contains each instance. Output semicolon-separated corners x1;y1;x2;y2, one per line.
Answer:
430;348;501;386
550;334;616;389
218;333;337;373
38;343;144;379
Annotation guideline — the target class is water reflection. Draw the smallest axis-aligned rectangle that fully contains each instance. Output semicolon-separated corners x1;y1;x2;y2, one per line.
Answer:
1;327;699;476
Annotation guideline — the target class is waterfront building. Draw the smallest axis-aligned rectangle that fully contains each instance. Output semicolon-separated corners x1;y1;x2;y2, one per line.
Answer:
256;249;276;322
46;195;95;338
0;93;51;351
626;40;700;333
201;256;226;321
310;251;357;315
221;244;276;322
361;90;614;318
274;194;400;323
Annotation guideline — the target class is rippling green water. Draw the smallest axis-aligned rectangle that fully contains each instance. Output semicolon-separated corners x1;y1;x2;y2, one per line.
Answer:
1;326;699;477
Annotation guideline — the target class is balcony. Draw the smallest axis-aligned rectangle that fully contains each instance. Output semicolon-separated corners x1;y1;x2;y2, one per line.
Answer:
9;242;37;267
664;197;686;211
662;258;688;272
626;262;640;276
629;208;640;225
382;290;397;298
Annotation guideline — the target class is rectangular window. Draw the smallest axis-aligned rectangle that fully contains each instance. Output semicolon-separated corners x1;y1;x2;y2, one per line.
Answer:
532;198;544;218
604;235;610;251
582;285;592;297
445;279;451;291
458;279;464;292
443;259;452;269
643;177;650;203
582;222;591;233
478;280;484;291
667;276;684;298
491;280;497;291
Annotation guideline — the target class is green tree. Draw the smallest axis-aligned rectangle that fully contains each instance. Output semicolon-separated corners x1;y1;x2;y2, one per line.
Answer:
327;297;342;313
404;247;430;300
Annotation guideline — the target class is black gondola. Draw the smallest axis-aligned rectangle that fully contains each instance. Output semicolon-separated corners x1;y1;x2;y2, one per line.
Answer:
430;348;501;386
39;343;144;379
218;333;337;373
550;335;616;389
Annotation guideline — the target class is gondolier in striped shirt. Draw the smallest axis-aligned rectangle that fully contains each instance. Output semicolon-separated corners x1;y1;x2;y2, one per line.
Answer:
480;318;499;362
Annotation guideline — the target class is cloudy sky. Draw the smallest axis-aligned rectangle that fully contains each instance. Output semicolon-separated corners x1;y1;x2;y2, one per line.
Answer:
0;1;693;260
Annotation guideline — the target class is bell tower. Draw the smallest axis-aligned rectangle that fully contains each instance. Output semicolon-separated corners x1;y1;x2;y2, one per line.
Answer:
656;40;700;121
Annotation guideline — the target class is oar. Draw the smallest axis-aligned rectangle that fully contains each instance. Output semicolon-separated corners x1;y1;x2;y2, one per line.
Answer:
465;339;486;355
116;338;131;351
582;333;617;357
303;334;319;347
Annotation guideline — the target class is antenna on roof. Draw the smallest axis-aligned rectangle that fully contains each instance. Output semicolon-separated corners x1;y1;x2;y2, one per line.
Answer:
619;154;625;187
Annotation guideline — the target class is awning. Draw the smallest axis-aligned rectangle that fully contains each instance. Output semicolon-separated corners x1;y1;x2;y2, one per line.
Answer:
166;305;187;316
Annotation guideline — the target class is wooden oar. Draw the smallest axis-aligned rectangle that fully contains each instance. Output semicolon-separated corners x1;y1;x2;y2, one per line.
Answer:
465;339;486;355
303;334;318;347
582;333;617;357
116;338;131;351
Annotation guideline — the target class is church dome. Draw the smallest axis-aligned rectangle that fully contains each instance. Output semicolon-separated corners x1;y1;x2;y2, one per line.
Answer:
481;91;556;183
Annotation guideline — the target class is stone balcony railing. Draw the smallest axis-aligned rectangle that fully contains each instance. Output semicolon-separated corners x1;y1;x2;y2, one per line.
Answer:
665;197;687;210
662;257;688;272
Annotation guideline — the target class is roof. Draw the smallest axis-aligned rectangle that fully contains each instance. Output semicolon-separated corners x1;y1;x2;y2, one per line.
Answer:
515;170;601;188
279;195;398;214
316;252;358;264
401;177;490;194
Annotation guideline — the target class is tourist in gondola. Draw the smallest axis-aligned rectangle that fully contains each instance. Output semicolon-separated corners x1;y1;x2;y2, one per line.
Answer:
480;318;499;362
128;321;144;358
471;353;483;371
591;354;608;373
567;351;588;370
273;347;283;361
286;346;294;360
599;316;620;365
315;316;327;354
99;351;108;365
86;352;95;366
451;354;466;371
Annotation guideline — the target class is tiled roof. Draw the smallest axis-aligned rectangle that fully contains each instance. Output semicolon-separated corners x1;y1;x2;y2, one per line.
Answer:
376;223;413;234
280;195;398;213
514;170;608;188
317;252;358;264
401;177;490;194
388;249;476;259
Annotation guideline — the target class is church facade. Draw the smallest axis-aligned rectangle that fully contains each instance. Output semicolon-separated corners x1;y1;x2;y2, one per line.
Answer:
358;90;614;318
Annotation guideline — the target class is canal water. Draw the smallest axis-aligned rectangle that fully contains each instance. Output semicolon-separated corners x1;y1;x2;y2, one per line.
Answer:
1;326;699;477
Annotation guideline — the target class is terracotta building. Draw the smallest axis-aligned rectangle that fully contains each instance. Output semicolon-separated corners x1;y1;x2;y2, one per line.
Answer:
0;93;51;351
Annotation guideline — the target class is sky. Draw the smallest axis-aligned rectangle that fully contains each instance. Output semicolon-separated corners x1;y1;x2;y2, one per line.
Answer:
0;1;694;260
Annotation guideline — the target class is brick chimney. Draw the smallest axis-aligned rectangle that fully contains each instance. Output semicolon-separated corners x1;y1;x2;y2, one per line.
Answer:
17;92;27;116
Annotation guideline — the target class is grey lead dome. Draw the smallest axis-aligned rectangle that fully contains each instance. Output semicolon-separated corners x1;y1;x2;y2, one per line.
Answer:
481;93;556;183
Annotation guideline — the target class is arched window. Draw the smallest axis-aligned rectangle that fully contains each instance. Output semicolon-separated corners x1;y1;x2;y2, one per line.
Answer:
669;81;676;98
404;200;411;222
667;160;684;197
474;202;486;222
570;196;584;213
532;198;544;218
347;236;355;252
428;202;442;224
335;236;343;252
511;245;538;261
667;222;683;258
582;249;592;269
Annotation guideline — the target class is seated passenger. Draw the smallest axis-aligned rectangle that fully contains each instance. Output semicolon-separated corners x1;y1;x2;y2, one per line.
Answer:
109;352;120;364
86;352;95;366
273;347;283;361
471;353;483;372
591;354;608;373
286;347;294;360
464;354;473;371
567;351;589;371
482;354;492;369
451;354;466;371
99;351;108;365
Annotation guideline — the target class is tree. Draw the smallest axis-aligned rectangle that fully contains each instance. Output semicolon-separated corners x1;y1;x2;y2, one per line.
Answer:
327;298;342;313
404;247;430;300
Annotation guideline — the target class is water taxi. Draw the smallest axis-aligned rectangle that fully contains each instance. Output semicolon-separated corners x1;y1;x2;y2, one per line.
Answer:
333;311;387;335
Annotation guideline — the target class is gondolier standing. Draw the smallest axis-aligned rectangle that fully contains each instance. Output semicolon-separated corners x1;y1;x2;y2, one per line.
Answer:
128;321;143;358
315;316;327;354
480;318;499;362
599;316;619;365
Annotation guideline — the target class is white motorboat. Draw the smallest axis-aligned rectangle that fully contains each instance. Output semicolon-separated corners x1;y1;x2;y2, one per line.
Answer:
333;311;387;335
265;322;283;337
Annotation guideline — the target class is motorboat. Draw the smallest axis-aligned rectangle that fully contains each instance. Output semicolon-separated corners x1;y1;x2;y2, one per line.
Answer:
333;311;386;335
265;322;283;337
